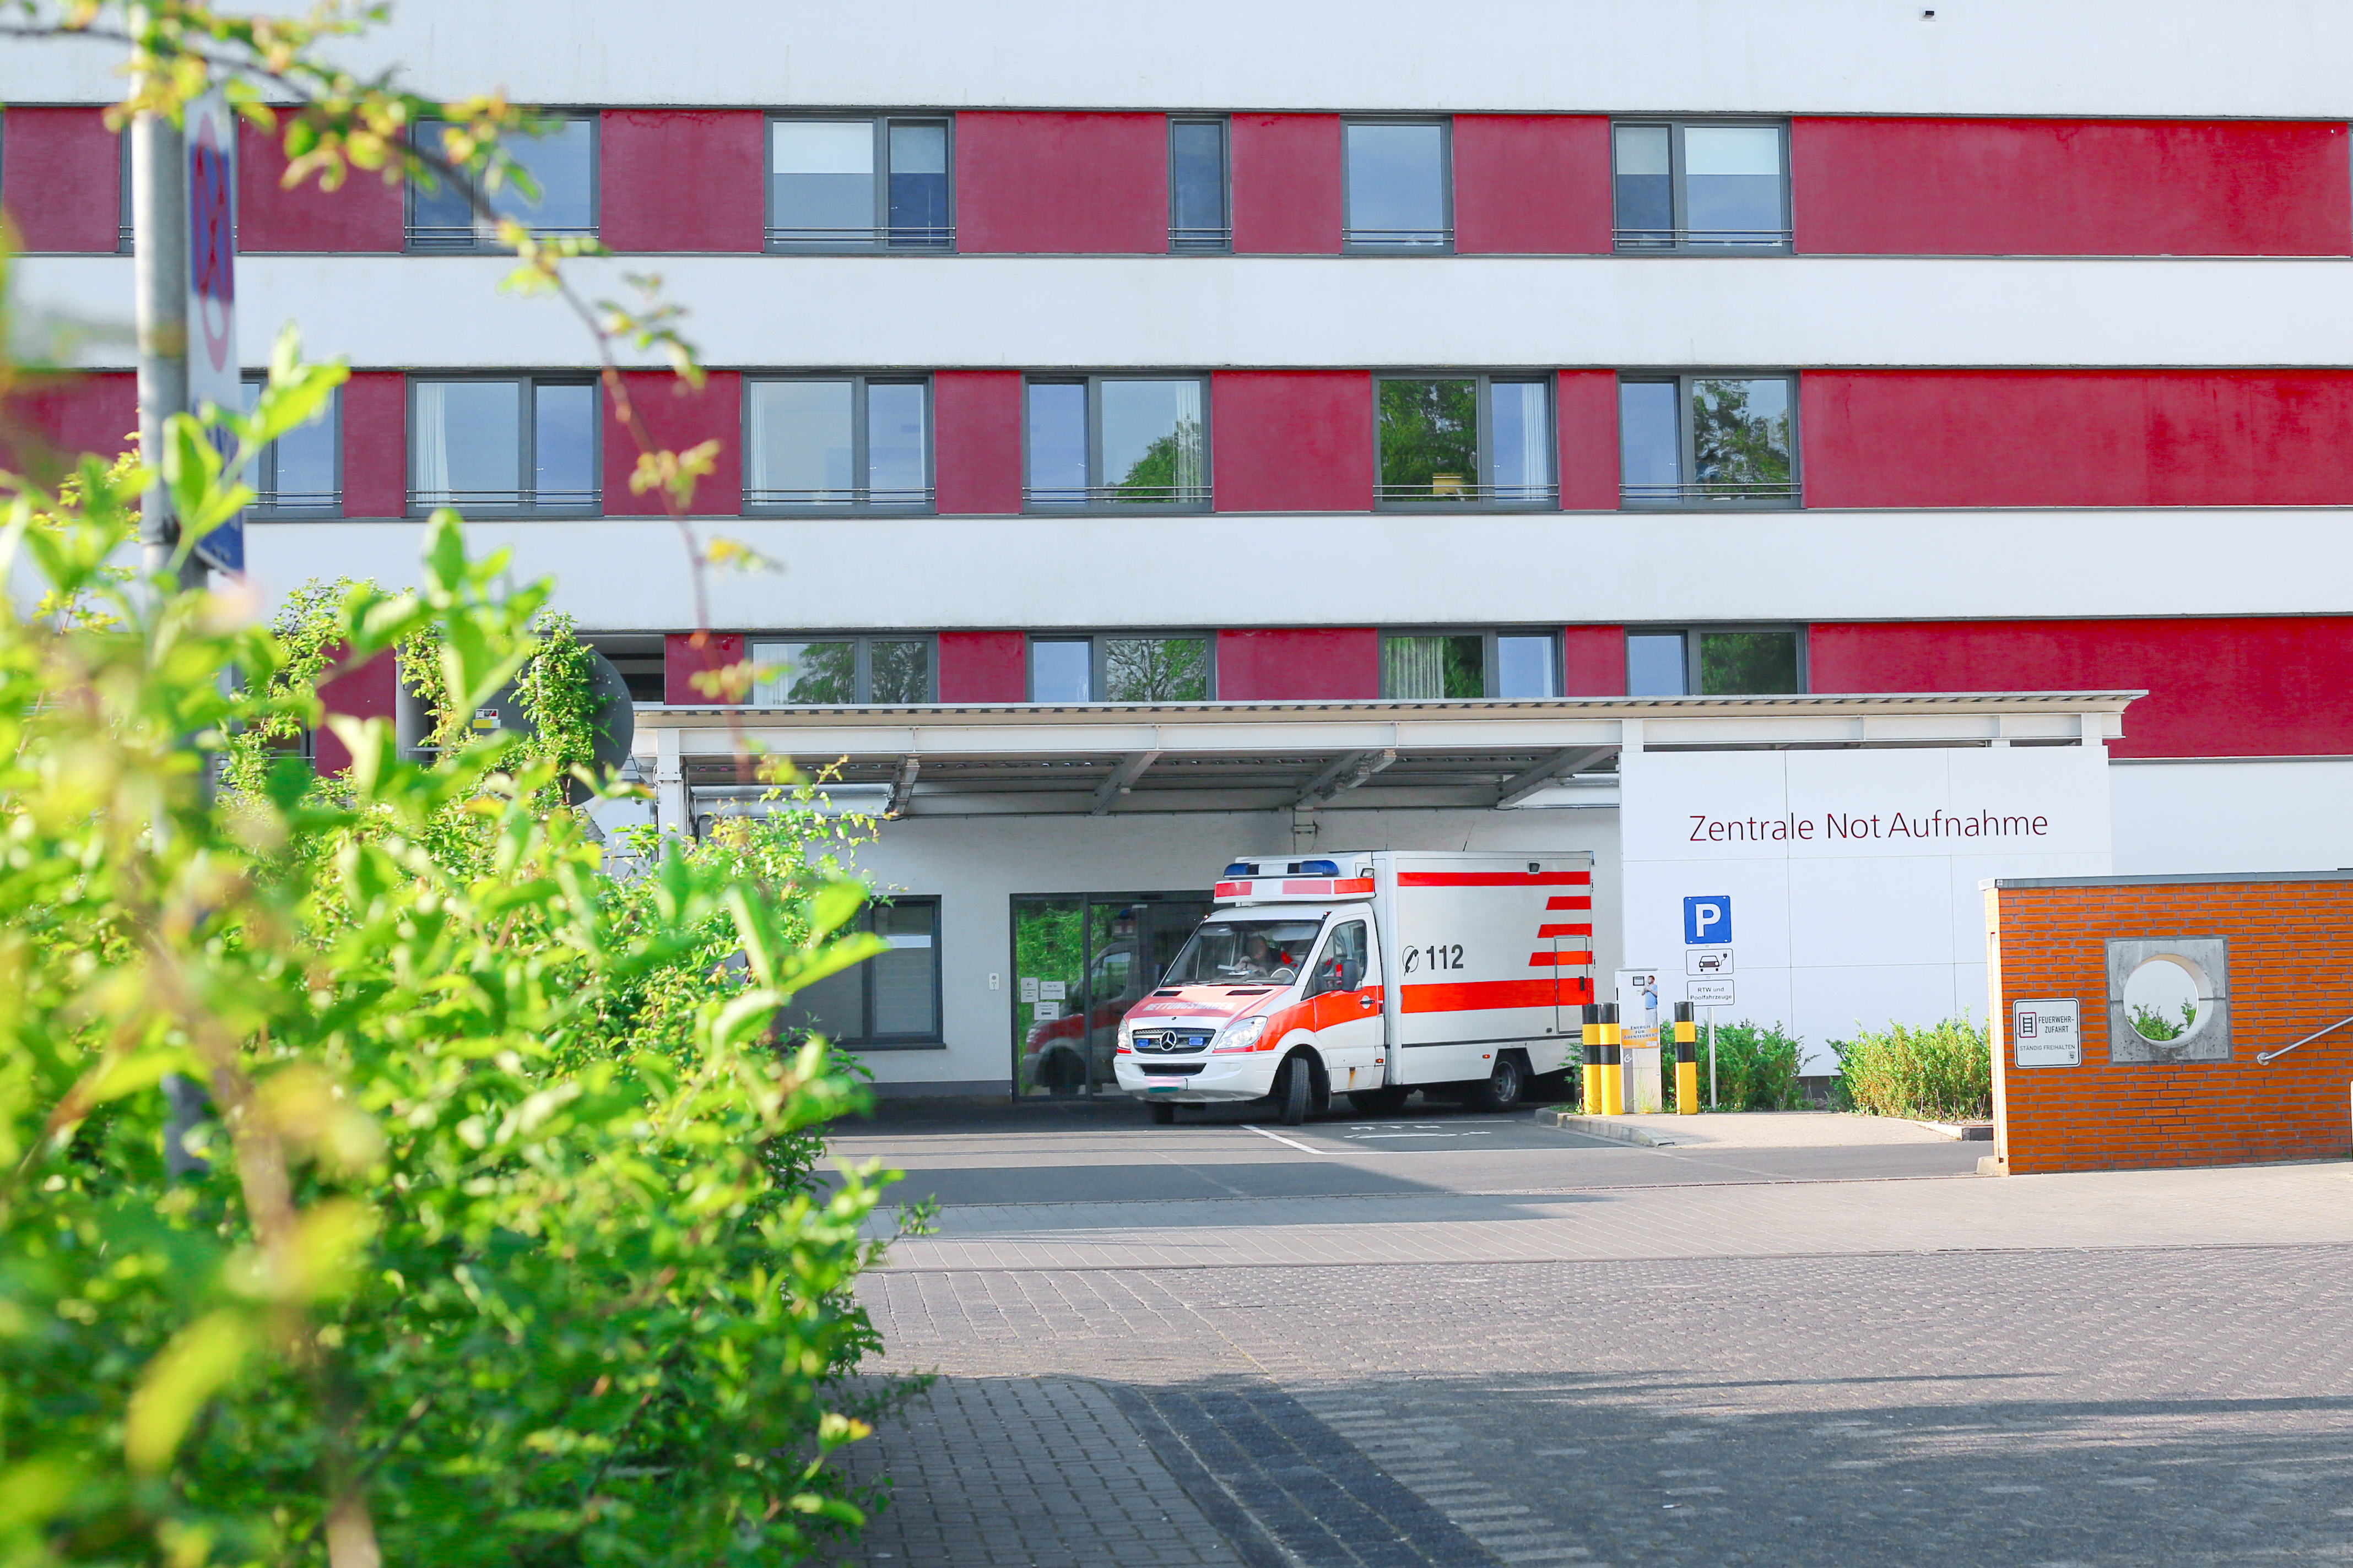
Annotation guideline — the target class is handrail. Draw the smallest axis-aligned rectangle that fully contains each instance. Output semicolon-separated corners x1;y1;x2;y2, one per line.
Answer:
2255;1012;2353;1065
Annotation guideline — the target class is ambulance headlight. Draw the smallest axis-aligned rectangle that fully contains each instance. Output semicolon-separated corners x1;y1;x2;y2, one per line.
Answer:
1213;1014;1269;1053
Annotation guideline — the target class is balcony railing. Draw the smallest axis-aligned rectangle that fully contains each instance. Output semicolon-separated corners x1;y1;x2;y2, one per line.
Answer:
1620;480;1800;507
1024;483;1212;509
743;485;935;511
765;224;955;250
1613;225;1793;251
1344;226;1453;250
1170;225;1232;252
408;486;601;513
406;221;599;253
249;486;340;518
1377;480;1560;507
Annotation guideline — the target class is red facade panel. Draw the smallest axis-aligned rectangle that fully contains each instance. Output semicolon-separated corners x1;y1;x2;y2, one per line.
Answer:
1452;116;1612;254
599;110;764;252
3;107;119;252
937;631;1027;703
933;371;1024;515
1559;625;1627;697
1;371;134;484
601;370;743;517
1802;370;2353;509
236;120;401;252
315;647;398;774
1230;113;1342;255
1555;370;1619;511
955;111;1167;253
1214;628;1380;701
664;631;745;706
339;372;408;519
1210;371;1372;513
1791;117;2352;256
1808;617;2353;758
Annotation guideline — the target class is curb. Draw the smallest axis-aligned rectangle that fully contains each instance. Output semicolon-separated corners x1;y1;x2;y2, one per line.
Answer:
1915;1120;1997;1141
1545;1111;1678;1147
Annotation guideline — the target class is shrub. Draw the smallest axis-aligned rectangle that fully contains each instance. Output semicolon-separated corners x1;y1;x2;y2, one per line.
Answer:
1832;1017;1993;1121
1691;1020;1806;1111
1;397;910;1566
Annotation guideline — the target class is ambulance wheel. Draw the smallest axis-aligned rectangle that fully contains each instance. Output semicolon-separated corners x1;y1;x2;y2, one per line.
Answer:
1348;1086;1410;1116
1275;1055;1312;1126
1149;1102;1177;1125
1467;1054;1527;1113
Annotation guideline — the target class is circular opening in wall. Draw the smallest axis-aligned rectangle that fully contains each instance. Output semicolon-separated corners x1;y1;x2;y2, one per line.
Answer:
2122;954;2210;1044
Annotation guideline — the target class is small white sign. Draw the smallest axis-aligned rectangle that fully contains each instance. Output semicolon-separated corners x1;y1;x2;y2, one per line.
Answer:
1685;947;1735;978
1032;1001;1062;1022
1020;977;1040;1003
1686;977;1736;1006
2011;997;2081;1068
1038;980;1067;1001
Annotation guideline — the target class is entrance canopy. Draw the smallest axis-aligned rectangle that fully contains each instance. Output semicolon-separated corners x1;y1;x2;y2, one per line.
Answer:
636;692;2140;829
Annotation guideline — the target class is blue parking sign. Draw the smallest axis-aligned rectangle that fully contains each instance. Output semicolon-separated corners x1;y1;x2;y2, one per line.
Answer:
1683;895;1732;945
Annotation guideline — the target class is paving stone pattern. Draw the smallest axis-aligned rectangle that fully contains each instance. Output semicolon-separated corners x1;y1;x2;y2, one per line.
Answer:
852;1245;2353;1566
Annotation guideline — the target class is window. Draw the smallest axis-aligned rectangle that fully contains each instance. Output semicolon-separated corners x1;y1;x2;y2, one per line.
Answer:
1380;631;1560;699
767;117;951;251
1626;627;1805;696
1030;635;1213;703
1024;377;1208;510
408;376;598;514
1619;373;1797;508
407;116;597;251
1376;376;1555;507
239;379;339;516
778;899;940;1046
748;637;934;704
1344;120;1450;251
1305;920;1370;997
744;377;931;511
1613;122;1789;252
1169;117;1230;252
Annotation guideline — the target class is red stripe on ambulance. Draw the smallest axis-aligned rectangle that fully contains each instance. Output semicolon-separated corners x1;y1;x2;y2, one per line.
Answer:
1544;896;1592;910
1535;923;1592;938
1526;950;1595;967
1399;871;1590;888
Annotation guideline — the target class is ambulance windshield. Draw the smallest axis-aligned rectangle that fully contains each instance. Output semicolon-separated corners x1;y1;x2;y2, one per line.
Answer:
1162;918;1326;986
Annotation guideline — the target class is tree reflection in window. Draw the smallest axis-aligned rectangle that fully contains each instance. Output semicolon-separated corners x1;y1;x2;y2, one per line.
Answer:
1102;638;1210;702
1692;378;1792;502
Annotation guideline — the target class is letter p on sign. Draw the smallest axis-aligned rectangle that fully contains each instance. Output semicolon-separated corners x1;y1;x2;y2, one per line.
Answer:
1683;896;1732;945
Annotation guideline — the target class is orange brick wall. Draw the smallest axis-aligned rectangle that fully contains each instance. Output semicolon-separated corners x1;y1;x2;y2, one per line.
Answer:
1988;875;2353;1174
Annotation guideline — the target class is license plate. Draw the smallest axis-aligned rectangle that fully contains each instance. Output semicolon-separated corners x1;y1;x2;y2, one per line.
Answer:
1145;1081;1182;1093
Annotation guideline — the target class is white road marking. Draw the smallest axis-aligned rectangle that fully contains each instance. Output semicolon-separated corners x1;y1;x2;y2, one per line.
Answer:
1239;1124;1325;1154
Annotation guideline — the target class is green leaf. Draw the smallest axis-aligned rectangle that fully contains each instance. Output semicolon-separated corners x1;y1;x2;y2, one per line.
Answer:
125;1311;253;1474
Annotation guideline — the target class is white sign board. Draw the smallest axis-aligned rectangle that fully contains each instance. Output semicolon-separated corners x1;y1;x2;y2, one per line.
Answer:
1038;980;1067;1001
2011;997;2082;1067
1020;976;1040;1003
1687;977;1736;1006
1622;744;2112;1072
1686;947;1735;977
1031;1001;1062;1023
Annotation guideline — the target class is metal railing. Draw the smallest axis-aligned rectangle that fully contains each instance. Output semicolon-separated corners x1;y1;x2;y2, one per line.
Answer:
764;224;955;249
1024;484;1212;508
1377;481;1560;507
1170;225;1232;252
407;487;601;512
1614;225;1794;251
2256;1012;2353;1065
1344;226;1453;249
249;487;340;517
743;486;935;510
406;222;599;252
1620;480;1800;507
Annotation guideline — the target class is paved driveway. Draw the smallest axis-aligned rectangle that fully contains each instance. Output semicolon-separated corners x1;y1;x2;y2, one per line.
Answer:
822;1102;2353;1567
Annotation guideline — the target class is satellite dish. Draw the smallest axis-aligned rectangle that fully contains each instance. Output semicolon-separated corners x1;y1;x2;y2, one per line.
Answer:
476;648;638;805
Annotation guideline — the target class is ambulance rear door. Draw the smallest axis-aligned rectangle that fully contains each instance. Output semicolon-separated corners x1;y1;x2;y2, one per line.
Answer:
1381;851;1594;1085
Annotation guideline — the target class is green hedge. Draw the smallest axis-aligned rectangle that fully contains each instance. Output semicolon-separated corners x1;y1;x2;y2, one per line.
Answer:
1831;1017;1993;1121
1679;1020;1806;1111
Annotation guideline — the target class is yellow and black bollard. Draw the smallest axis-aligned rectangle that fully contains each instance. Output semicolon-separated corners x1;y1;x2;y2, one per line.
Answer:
1599;1001;1626;1115
1580;1002;1603;1114
1673;1001;1699;1115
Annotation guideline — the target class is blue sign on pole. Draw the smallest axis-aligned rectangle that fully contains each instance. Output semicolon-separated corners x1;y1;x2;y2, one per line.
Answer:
185;89;243;574
1683;895;1732;945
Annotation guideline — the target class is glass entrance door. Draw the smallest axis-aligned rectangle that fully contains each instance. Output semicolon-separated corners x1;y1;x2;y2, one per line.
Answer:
1012;891;1212;1096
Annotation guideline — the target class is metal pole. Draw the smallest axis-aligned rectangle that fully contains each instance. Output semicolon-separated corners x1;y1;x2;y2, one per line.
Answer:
1707;1006;1718;1109
131;92;202;594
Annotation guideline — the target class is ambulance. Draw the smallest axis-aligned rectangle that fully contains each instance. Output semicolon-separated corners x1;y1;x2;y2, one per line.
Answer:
1112;851;1596;1124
